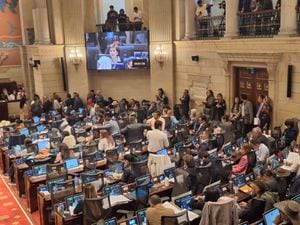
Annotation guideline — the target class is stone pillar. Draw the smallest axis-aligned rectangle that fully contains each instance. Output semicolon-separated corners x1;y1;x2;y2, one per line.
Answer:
183;0;196;40
278;0;298;36
174;0;185;40
224;0;239;38
32;0;51;44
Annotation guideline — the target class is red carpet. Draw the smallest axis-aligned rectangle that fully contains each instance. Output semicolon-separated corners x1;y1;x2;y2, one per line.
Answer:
0;175;39;225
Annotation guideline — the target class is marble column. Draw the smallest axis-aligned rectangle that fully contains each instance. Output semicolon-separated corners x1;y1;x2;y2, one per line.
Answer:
278;0;298;36
184;0;196;40
32;0;51;44
224;0;239;38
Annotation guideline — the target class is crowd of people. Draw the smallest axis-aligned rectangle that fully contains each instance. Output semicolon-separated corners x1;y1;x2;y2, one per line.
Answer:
1;86;300;225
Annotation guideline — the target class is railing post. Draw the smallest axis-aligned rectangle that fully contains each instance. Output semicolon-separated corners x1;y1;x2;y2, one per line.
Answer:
278;0;297;36
223;0;239;38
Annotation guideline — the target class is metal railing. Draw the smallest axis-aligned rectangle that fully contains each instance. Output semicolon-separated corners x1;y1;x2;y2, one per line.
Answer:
96;22;143;33
196;15;225;40
238;9;280;38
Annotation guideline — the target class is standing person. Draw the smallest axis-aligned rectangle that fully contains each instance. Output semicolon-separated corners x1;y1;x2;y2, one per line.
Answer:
240;94;253;137
180;89;190;120
133;6;142;30
215;93;226;121
156;88;168;112
254;94;265;127
146;120;169;153
106;5;118;31
203;90;216;121
260;96;272;131
73;92;84;111
118;9;130;31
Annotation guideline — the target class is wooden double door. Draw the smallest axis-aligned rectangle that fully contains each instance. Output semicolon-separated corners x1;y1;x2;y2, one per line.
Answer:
236;67;269;106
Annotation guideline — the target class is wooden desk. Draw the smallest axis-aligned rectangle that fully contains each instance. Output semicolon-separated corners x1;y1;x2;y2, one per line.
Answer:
0;147;7;173
14;162;29;197
25;160;106;213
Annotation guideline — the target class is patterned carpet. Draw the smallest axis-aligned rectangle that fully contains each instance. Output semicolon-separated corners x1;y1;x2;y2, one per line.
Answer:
0;175;37;225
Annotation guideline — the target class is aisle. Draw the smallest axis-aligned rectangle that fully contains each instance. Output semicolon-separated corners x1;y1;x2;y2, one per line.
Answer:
0;175;36;225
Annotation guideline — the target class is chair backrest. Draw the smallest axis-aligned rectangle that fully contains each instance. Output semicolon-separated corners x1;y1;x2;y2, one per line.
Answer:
81;171;104;191
135;184;149;210
50;136;62;149
83;143;98;155
83;196;111;225
113;134;125;146
105;148;119;167
46;163;67;180
27;143;39;154
51;179;75;205
161;211;190;225
129;139;143;156
83;152;98;171
131;159;148;177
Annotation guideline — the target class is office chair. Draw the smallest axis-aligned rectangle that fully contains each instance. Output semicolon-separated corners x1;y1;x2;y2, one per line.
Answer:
50;136;62;149
129;139;143;156
83;196;112;225
131;158;148;177
161;211;190;225
83;143;98;155
83;152;98;171
113;134;125;146
26;143;39;154
105;148;119;169
75;130;87;143
81;170;104;191
69;144;82;158
46;163;67;180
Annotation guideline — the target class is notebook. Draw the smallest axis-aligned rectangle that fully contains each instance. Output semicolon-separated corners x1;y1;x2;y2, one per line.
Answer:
137;209;147;225
65;158;79;170
263;208;280;225
65;193;84;216
32;164;47;176
33;116;39;124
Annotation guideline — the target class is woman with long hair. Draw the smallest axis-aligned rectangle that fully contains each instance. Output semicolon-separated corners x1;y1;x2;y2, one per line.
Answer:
98;130;115;152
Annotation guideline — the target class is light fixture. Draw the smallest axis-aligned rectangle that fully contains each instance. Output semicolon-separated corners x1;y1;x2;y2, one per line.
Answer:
69;47;83;71
154;45;167;68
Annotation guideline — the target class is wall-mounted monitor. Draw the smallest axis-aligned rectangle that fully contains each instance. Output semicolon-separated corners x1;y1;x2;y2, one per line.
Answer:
85;31;149;71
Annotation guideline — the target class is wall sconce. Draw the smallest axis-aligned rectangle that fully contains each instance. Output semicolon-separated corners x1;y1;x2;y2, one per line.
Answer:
69;47;83;71
154;45;167;68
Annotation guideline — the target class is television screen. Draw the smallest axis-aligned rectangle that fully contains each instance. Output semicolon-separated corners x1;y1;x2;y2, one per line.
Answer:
85;31;149;71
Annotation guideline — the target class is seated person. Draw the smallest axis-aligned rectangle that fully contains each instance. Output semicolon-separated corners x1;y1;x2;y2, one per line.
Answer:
98;130;115;152
231;143;250;177
196;130;211;152
273;200;300;225
62;130;76;148
283;119;298;147
189;190;221;211
260;169;279;192
239;180;279;223
183;154;199;195
250;139;269;165
54;143;74;163
121;154;136;184
146;195;174;225
73;183;98;215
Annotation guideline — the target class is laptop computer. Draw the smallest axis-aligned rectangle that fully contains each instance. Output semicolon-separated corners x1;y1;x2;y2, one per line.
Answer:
38;140;49;151
239;222;249;225
65;158;79;170
236;137;244;148
46;177;66;193
208;148;219;160
157;149;168;155
104;184;123;196
104;218;118;225
32;164;47;176
164;167;175;180
292;194;300;203
119;217;138;225
223;143;234;156
136;175;152;187
136;209;147;225
33;116;39;124
174;141;184;152
253;164;264;177
174;194;195;211
36;124;46;133
65;193;84;216
263;208;280;225
20;128;29;136
270;159;281;171
233;174;252;193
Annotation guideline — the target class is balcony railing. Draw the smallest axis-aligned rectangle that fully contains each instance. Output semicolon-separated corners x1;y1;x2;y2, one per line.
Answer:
238;9;280;38
196;15;225;40
96;22;143;33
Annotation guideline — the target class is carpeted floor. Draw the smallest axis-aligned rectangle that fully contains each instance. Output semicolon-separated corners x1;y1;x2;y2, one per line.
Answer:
0;175;39;225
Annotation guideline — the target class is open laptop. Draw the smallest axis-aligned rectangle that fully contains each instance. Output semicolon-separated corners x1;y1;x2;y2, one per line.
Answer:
137;209;147;225
37;140;49;151
33;116;39;124
104;184;123;196
263;208;280;225
119;217;138;225
32;164;47;176
66;193;84;216
253;164;264;177
104;218;118;225
65;158;79;170
292;194;300;203
174;141;184;153
270;159;281;171
174;194;195;211
46;177;66;193
164;167;175;182
233;174;252;193
136;175;152;187
157;148;168;155
36;124;46;133
239;222;249;225
222;143;234;156
236;137;244;148
20;128;29;136
208;148;219;161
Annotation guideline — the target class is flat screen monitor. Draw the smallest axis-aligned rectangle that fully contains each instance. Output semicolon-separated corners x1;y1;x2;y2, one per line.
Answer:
46;177;66;193
104;184;122;196
65;158;79;170
233;174;247;188
137;209;147;225
157;149;168;155
263;208;280;225
36;124;46;133
38;140;49;151
65;193;84;213
20;128;29;136
85;31;149;71
174;194;194;211
136;175;152;187
104;218;118;225
81;170;99;184
164;167;175;179
32;164;47;176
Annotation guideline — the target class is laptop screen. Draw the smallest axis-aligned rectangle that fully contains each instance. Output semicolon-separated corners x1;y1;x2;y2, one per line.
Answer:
175;195;194;211
104;184;122;196
157;149;168;155
38;140;49;151
271;159;281;171
104;218;118;225
253;164;264;177
164;167;175;179
32;164;47;176
208;148;218;160
33;116;39;124
81;171;99;184
264;208;280;225
20;128;29;136
36;125;46;133
46;177;66;193
233;174;246;188
66;193;84;212
50;110;57;116
65;158;79;170
174;142;184;152
236;137;244;148
136;175;152;187
137;209;147;225
128;217;138;225
223;144;234;156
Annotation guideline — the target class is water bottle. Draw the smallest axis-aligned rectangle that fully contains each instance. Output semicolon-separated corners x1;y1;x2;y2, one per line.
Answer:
229;180;234;194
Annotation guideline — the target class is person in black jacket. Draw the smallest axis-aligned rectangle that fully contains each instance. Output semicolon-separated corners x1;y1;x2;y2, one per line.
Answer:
180;89;190;120
121;154;136;184
73;92;84;111
121;115;149;144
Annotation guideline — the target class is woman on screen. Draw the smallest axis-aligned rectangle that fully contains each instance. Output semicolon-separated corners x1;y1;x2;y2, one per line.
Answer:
97;44;121;70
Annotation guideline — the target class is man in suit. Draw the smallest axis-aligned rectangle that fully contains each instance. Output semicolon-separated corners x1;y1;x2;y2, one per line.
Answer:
241;94;253;137
121;114;149;144
146;195;174;225
196;115;210;134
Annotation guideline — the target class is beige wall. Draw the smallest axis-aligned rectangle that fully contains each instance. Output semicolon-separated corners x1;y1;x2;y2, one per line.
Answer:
0;66;24;85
